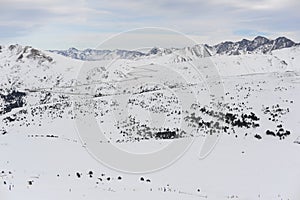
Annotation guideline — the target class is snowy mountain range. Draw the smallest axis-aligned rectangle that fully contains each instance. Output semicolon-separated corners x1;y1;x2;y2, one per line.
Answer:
1;36;300;199
49;36;299;61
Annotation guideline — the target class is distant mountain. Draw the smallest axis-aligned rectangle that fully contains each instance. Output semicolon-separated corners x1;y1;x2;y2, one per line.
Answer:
48;36;300;62
49;48;145;61
2;44;53;64
210;36;299;55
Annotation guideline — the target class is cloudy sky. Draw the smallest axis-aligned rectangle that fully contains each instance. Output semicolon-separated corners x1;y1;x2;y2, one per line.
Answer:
0;0;300;50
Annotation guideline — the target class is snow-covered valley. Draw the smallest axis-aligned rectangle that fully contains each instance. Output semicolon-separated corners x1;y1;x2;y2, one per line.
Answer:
1;41;300;200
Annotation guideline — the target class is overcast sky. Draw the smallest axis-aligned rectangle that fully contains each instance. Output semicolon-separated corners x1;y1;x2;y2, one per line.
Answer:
0;0;299;50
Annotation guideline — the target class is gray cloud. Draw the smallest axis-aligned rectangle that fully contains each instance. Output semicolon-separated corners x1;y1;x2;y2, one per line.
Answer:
0;0;299;48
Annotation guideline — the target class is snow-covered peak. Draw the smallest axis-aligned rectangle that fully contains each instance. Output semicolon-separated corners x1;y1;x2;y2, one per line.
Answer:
0;44;53;64
211;36;299;55
147;47;174;56
253;36;269;44
272;36;296;50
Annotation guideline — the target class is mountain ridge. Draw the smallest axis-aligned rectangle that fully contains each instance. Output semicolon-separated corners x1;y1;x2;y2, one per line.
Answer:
48;36;299;61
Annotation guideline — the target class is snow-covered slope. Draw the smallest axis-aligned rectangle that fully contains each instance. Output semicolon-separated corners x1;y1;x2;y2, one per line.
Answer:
211;46;300;76
1;43;300;200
